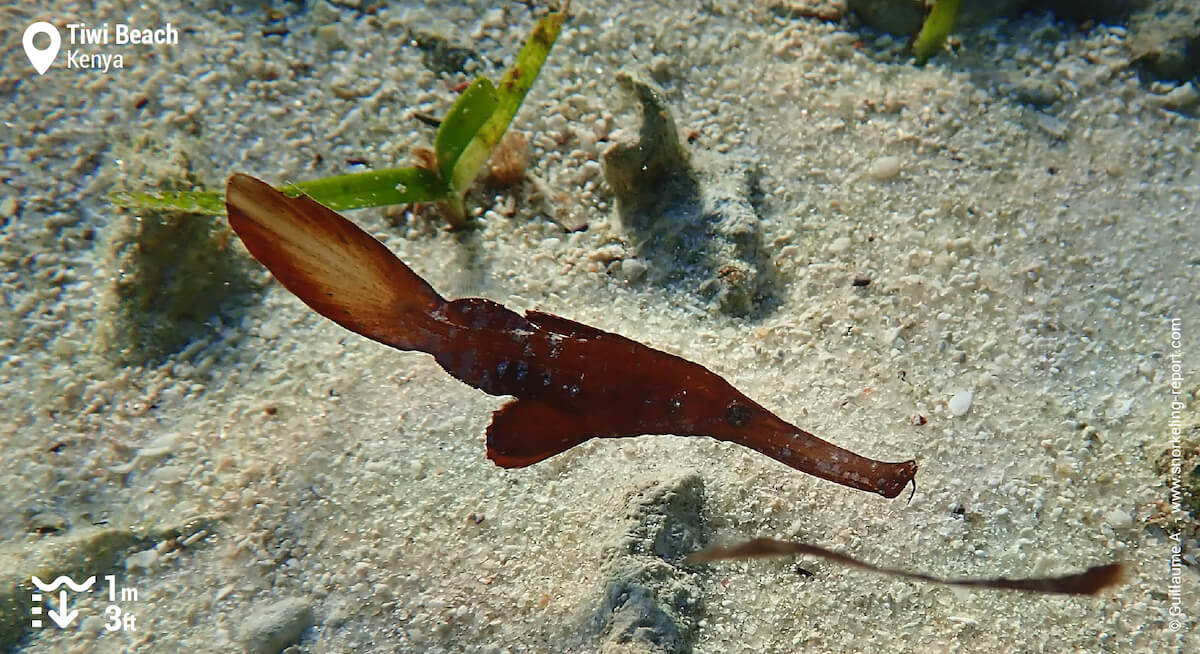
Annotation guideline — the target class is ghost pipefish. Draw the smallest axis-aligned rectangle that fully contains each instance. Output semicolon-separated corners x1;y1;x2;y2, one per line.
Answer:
224;174;918;498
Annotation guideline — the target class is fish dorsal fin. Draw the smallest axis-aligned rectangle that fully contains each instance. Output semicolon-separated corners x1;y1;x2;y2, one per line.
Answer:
524;310;643;348
444;297;531;332
524;310;608;339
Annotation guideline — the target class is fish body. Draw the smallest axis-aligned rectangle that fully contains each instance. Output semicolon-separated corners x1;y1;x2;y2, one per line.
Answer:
225;174;917;498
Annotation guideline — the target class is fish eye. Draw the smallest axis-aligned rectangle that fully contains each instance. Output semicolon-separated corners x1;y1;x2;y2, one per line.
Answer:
725;402;752;428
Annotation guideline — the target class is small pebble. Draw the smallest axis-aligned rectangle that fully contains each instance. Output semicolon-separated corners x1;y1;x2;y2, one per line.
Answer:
1011;78;1060;107
316;25;344;50
125;548;159;571
0;195;16;219
617;258;647;283
948;390;974;416
1104;509;1132;529
480;8;505;30
866;156;903;181
1158;82;1199;114
828;236;852;254
237;597;314;654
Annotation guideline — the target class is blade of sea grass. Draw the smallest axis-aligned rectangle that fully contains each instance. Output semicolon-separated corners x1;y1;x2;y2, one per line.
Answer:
448;7;567;195
912;0;961;65
108;189;226;214
111;166;449;215
435;78;499;181
110;6;566;218
284;167;449;210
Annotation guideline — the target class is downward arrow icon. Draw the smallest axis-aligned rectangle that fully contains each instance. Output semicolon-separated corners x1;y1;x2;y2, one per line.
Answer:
47;590;78;628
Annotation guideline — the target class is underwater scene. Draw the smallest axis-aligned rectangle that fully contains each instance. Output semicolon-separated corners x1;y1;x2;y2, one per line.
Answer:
1;1;1197;652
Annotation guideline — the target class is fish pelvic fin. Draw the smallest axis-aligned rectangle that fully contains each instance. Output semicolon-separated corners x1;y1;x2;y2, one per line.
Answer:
486;399;596;468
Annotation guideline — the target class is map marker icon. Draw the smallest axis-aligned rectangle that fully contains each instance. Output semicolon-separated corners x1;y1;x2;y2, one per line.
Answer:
23;22;61;75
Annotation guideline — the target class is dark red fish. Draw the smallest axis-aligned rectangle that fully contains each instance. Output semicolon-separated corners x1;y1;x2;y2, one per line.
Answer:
225;174;917;498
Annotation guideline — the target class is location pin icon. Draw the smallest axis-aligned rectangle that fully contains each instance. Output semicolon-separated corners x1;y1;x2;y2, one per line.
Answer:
23;21;61;75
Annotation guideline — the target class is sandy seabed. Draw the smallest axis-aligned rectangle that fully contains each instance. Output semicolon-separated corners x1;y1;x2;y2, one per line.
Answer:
1;1;1197;652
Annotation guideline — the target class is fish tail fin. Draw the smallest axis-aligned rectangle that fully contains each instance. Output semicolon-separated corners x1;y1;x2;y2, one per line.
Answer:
225;173;446;352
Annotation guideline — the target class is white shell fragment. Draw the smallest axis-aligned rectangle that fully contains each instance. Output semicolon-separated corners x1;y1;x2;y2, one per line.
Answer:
1104;509;1133;529
948;390;974;416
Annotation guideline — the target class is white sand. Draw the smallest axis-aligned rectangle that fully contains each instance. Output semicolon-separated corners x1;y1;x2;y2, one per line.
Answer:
1;1;1196;652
